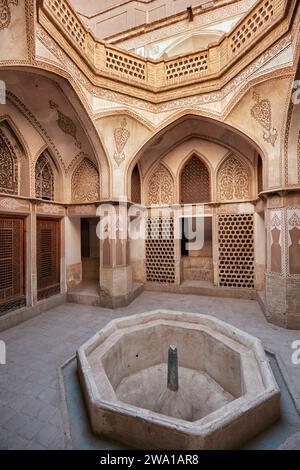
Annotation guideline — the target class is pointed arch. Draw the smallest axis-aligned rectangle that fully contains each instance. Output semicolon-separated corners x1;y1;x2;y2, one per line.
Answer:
217;154;250;201
0;128;18;195
131;164;141;204
146;163;174;205
35;151;55;201
71;158;100;202
180;155;210;204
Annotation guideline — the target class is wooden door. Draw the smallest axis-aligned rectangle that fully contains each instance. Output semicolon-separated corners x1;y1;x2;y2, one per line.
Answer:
37;219;60;301
0;217;25;315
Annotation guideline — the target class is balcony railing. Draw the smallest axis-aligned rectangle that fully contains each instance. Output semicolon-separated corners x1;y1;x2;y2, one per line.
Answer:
38;0;294;92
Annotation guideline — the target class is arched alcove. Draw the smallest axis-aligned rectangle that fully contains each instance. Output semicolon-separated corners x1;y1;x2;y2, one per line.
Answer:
180;155;210;204
71;158;100;203
0;128;18;195
131;164;141;204
35;151;55;201
146;163;174;205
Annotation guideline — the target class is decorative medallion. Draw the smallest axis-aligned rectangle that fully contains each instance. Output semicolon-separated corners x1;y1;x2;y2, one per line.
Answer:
0;0;18;31
251;92;278;147
113;118;130;166
50;100;81;149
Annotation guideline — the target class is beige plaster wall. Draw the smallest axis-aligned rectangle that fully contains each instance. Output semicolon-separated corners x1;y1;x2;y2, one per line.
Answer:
95;114;152;198
227;78;292;189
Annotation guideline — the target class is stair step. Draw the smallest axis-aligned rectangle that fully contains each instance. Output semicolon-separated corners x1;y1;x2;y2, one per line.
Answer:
182;256;213;269
183;267;213;282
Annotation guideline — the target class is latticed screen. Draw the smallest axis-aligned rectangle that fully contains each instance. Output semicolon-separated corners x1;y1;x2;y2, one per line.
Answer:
180;156;210;204
131;164;141;204
37;219;60;300
35;153;54;201
0;218;25;314
146;217;175;284
0;129;18;195
218;214;254;288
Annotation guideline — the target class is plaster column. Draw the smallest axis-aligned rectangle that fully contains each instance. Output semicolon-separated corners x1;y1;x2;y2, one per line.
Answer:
26;202;36;307
98;203;135;308
264;192;300;329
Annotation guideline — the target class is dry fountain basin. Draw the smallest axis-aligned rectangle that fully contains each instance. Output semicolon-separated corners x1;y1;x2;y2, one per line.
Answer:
77;310;280;449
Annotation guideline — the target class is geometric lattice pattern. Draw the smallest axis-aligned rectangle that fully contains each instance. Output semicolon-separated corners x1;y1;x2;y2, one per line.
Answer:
0;129;18;195
106;50;145;81
230;0;274;54
0;217;25;312
37;219;60;301
35;152;54;201
180;156;210;204
146;217;175;284
166;52;208;81
71;158;100;202
217;155;250;201
218;214;254;288
47;0;86;51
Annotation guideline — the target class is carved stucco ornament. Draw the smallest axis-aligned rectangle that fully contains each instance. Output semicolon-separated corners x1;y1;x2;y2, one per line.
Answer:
251;92;278;147
0;0;18;31
289;212;300;228
271;213;281;228
49;100;81;149
113;118;130;166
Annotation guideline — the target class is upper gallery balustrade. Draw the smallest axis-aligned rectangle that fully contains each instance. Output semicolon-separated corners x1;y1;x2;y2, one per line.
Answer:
37;0;297;99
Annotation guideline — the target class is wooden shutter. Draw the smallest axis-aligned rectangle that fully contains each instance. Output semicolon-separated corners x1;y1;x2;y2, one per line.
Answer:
0;217;25;314
37;219;60;300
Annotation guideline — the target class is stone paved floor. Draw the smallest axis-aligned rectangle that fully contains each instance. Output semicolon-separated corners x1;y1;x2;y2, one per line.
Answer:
0;291;300;450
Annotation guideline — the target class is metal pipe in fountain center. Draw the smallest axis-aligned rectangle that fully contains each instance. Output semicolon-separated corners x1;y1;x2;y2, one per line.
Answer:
167;345;179;391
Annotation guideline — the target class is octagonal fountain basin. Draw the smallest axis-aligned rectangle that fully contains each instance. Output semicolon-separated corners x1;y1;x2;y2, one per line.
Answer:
77;310;280;450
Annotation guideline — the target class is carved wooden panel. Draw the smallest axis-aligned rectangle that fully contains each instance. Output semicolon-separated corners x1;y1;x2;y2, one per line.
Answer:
146;217;175;284
37;219;60;300
0;129;18;195
218;213;254;288
131;164;141;204
0;217;25;314
217;155;250;201
35;152;54;201
180;156;210;204
71;158;100;202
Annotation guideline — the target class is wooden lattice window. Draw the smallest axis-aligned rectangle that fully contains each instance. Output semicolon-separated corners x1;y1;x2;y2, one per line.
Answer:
131;164;141;204
35;152;54;201
0;218;25;314
37;219;60;301
72;158;100;202
218;214;254;288
180;156;210;204
0;129;18;195
146;217;175;284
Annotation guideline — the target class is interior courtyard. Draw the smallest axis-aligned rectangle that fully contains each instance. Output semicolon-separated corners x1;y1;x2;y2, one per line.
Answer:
0;0;300;451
